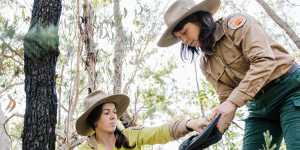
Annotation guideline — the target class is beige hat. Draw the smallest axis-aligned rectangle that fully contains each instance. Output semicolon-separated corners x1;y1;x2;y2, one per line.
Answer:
158;0;221;47
76;90;129;136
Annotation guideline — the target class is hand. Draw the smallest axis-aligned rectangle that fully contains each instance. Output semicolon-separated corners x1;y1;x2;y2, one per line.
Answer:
209;100;237;133
186;118;209;133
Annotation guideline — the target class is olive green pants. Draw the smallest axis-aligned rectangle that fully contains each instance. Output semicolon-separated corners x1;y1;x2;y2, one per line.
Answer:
243;68;300;150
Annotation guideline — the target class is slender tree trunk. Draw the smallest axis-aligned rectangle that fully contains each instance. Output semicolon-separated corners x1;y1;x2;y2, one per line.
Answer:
113;0;125;94
112;0;135;128
22;0;62;149
82;0;97;94
256;0;300;49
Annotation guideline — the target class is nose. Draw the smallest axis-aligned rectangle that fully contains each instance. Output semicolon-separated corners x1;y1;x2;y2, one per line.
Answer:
180;36;189;45
110;113;116;120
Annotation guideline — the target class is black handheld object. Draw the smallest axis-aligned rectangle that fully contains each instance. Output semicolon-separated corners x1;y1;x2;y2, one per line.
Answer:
179;114;223;150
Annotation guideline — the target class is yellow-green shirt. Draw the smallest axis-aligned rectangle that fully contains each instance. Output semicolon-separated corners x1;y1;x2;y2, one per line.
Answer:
78;124;173;150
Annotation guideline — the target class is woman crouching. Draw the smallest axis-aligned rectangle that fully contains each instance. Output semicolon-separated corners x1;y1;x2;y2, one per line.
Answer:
76;90;209;150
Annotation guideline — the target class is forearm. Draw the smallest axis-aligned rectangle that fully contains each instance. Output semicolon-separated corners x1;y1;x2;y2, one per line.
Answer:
169;118;191;139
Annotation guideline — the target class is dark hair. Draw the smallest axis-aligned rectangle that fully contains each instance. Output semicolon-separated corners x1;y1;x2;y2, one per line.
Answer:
87;104;136;149
173;11;216;62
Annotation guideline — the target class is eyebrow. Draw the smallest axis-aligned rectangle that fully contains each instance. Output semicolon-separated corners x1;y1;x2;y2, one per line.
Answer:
103;108;116;111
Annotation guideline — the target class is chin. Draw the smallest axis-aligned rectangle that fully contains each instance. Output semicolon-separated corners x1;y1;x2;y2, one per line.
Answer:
108;127;117;132
108;130;115;133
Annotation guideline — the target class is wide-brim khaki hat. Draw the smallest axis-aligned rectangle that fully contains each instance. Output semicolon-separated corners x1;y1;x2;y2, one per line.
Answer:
76;90;129;136
158;0;221;47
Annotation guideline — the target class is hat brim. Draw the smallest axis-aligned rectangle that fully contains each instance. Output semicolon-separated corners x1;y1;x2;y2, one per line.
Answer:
158;0;221;47
76;94;129;136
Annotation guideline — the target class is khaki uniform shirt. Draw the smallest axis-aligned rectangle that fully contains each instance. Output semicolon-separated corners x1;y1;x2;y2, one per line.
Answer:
200;13;294;107
77;124;173;150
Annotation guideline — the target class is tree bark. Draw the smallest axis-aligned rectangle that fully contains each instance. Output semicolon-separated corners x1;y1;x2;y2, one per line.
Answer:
22;0;62;149
112;0;135;128
82;0;97;94
113;0;125;94
256;0;300;49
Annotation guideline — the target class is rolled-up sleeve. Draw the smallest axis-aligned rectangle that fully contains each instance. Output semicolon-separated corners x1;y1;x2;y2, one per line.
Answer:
124;124;173;146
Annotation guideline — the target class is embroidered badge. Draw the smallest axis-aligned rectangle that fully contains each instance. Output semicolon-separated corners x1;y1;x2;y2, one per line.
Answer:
228;15;247;30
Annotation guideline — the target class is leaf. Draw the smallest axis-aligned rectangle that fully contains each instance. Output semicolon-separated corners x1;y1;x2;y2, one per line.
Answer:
123;8;128;18
92;0;112;7
6;95;16;112
262;130;277;150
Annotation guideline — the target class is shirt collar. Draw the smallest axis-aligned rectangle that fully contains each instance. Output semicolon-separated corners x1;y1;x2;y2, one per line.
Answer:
87;134;99;150
213;18;225;42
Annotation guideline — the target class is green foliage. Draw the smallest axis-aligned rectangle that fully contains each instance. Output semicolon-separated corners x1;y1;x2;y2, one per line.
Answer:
196;80;219;109
0;16;16;39
143;61;177;85
262;130;277;150
141;88;170;117
92;0;112;8
136;59;178;119
0;13;24;94
7;117;24;150
1;0;299;149
23;24;59;59
133;19;144;28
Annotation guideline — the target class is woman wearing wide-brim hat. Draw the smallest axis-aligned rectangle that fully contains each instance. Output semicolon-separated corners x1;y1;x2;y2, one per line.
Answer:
76;90;209;150
158;0;300;149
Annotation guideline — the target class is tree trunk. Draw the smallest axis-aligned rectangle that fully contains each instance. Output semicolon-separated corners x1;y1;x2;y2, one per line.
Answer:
113;0;125;94
256;0;300;49
82;0;97;94
112;0;135;128
22;0;62;149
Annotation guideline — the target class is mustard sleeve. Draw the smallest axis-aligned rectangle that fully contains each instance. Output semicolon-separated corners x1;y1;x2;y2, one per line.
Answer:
123;124;173;146
226;14;276;107
77;142;92;150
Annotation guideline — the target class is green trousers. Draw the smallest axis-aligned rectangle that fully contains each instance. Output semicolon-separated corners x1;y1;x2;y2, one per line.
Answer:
243;68;300;150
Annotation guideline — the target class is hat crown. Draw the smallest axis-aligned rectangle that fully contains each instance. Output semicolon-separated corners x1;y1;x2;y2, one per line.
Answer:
164;0;196;27
84;90;108;110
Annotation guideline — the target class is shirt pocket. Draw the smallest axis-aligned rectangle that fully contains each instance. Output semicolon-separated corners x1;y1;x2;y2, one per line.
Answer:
206;56;225;82
218;42;250;80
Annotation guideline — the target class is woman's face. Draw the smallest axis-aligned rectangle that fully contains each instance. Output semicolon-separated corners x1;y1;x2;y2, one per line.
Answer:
95;103;118;133
173;22;201;48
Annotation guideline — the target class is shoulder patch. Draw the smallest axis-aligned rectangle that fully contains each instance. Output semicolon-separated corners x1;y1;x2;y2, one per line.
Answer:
228;15;247;30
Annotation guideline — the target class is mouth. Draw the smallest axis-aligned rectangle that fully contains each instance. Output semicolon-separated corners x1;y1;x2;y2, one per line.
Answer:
110;122;117;127
188;40;199;48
